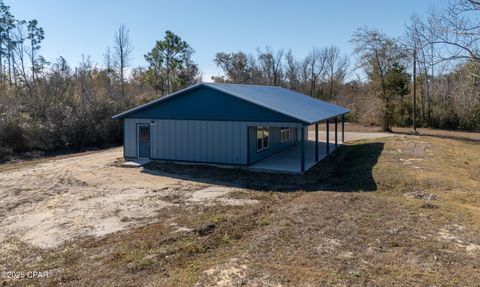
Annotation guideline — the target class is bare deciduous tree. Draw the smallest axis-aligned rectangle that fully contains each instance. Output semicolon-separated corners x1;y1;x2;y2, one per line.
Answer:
257;47;284;86
103;46;114;74
305;47;328;97
113;24;133;96
285;50;300;90
325;46;350;100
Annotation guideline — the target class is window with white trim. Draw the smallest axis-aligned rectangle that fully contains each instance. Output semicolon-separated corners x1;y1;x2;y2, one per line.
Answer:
256;126;269;151
281;127;290;142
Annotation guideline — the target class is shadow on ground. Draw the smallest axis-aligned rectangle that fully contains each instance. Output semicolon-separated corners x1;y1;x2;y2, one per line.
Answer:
142;142;384;192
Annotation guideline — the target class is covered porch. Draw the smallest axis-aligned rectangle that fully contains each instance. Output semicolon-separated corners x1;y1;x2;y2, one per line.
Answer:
249;115;345;174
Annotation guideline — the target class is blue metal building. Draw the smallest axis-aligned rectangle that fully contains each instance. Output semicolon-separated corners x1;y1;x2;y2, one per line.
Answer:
113;83;350;173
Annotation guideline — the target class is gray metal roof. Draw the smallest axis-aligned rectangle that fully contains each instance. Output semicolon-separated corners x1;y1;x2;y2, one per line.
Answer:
205;83;350;124
113;83;350;124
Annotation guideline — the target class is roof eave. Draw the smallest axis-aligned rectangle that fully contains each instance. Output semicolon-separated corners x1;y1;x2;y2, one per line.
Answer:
307;110;352;125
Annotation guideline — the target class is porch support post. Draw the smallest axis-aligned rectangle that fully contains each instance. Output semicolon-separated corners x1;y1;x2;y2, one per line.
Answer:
342;115;345;143
315;123;319;161
335;117;338;148
301;126;305;172
326;119;330;154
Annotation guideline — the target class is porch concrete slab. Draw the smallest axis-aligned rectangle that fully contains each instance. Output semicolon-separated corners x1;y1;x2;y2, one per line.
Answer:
122;159;151;168
248;140;337;174
249;131;395;174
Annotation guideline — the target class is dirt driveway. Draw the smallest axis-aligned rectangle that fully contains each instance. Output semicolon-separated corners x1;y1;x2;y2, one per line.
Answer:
0;147;257;249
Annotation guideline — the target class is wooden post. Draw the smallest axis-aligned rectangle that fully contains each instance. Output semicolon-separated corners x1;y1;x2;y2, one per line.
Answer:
301;126;305;172
342;115;345;143
315;123;319;161
326;120;330;154
412;48;419;135
334;117;338;148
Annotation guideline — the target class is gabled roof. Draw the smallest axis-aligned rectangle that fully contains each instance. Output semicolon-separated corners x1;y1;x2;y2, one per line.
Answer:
112;83;350;124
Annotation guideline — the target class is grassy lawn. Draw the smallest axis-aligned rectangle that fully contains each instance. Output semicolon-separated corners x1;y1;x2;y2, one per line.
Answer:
1;131;480;286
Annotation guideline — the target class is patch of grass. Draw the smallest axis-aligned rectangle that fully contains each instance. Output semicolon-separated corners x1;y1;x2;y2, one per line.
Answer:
220;233;231;244
420;203;439;209
126;255;156;273
258;218;270;226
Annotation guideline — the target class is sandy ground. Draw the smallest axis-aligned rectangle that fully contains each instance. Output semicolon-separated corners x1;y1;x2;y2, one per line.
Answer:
0;148;255;249
0;130;392;250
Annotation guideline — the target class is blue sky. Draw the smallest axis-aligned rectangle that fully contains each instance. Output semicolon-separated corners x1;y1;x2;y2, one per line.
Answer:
7;0;449;81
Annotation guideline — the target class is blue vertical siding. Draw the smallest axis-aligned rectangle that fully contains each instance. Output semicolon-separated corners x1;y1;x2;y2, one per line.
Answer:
124;118;302;165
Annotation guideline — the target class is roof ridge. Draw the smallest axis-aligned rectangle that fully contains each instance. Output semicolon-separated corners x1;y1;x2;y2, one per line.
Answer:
204;82;282;89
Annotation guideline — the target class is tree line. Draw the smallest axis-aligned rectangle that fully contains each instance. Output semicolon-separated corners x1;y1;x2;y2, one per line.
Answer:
211;0;480;132
0;0;479;161
0;0;200;161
